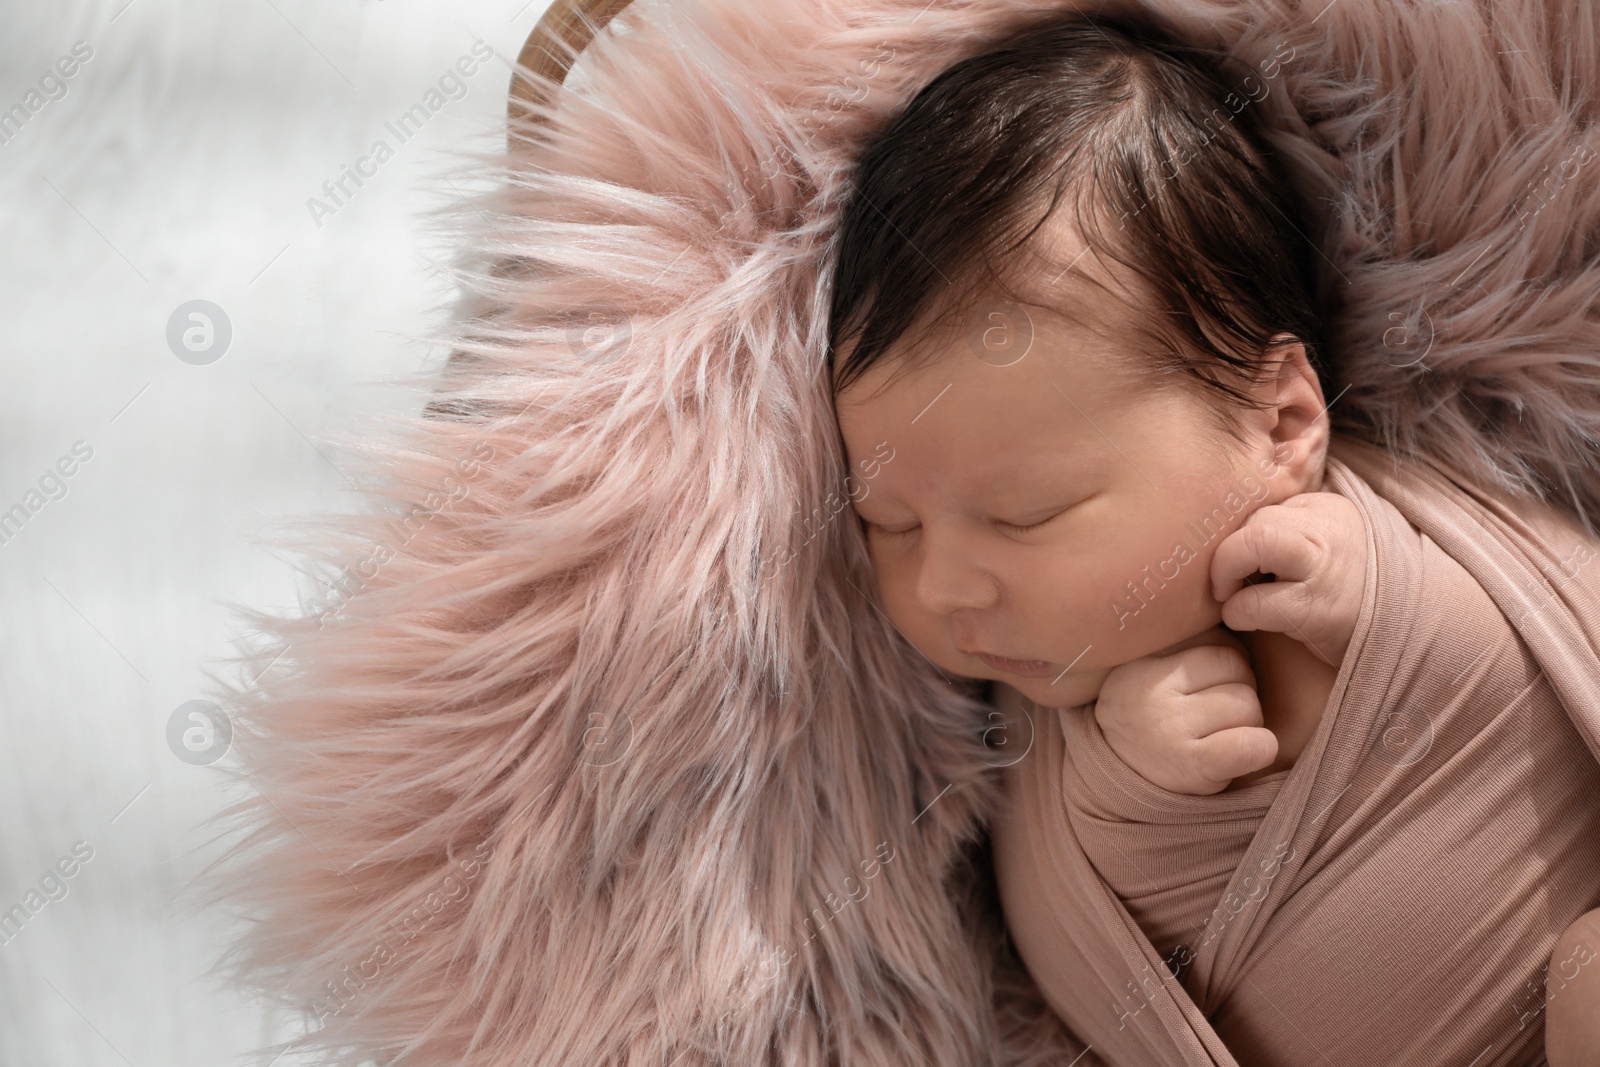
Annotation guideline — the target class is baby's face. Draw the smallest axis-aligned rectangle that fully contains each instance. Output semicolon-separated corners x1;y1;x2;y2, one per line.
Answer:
834;299;1323;711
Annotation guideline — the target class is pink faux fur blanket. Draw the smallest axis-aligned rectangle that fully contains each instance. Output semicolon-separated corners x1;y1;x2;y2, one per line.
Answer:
194;1;1600;1065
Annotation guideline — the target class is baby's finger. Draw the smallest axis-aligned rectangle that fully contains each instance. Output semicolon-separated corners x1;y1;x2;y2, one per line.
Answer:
1179;681;1264;736
1165;643;1255;698
1190;726;1279;784
1218;576;1315;637
1210;507;1315;602
1219;582;1343;666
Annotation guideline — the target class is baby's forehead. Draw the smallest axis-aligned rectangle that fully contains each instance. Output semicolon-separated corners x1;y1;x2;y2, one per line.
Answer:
949;275;1152;375
1006;195;1154;295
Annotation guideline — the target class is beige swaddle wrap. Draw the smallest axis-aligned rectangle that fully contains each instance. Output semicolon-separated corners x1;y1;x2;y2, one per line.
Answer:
990;434;1600;1067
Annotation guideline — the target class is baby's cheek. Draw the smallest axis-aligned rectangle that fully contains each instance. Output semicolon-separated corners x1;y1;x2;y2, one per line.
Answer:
1038;551;1219;668
869;556;960;659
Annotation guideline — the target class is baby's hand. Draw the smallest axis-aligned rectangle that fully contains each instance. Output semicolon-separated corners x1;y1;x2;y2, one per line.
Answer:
1210;492;1366;669
1092;626;1277;795
1546;907;1600;1067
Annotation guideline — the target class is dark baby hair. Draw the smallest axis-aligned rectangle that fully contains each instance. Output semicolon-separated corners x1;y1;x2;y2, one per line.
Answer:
826;7;1336;443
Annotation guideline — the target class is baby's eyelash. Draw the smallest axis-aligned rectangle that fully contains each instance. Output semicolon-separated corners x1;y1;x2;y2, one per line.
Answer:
1003;516;1053;532
865;515;1054;538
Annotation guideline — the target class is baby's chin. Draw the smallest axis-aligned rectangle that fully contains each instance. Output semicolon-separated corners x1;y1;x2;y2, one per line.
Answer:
980;619;1232;709
992;666;1111;711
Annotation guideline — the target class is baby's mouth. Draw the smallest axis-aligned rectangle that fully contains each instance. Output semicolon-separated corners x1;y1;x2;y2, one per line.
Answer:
971;651;1055;676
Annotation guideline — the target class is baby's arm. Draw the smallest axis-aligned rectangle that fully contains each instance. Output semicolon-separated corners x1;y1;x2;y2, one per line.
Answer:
1545;907;1600;1067
1093;626;1276;795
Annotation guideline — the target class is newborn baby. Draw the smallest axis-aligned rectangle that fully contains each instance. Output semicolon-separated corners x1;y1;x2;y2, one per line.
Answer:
826;9;1599;1062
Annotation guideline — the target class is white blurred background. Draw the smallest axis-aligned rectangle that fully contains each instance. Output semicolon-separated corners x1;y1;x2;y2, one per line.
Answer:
0;2;553;1063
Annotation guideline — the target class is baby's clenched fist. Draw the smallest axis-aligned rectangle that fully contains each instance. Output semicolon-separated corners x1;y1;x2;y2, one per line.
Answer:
1092;626;1278;795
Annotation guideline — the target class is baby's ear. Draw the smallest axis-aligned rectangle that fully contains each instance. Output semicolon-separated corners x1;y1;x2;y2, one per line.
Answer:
1259;349;1331;500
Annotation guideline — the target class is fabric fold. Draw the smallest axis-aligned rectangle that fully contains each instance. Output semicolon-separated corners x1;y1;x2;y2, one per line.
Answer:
1061;709;1289;971
991;434;1600;1066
